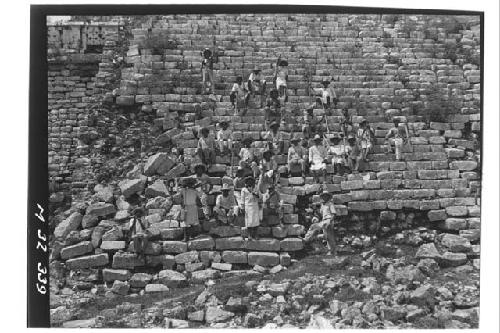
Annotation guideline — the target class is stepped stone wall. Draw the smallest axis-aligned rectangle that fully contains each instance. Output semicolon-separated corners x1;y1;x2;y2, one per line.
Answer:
48;14;481;291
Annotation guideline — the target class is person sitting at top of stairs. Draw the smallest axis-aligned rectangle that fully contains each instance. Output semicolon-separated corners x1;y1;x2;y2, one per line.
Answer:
274;56;289;104
238;137;259;178
265;88;281;130
310;79;338;111
196;127;216;168
288;137;308;177
247;66;266;107
216;121;233;156
214;183;238;224
230;75;250;114
309;134;328;184
264;121;284;154
201;47;218;95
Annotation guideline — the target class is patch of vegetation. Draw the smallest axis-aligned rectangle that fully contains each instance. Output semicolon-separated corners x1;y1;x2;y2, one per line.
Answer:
413;83;462;123
138;32;181;55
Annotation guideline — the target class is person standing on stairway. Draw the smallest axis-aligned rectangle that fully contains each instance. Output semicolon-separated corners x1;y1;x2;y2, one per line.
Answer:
248;66;267;107
274;56;288;104
265;88;281;130
357;119;375;162
216;121;232;156
304;191;337;256
258;149;279;193
230;76;250;114
385;117;410;161
196;127;216;168
239;176;262;240
180;178;202;241
201;48;218;95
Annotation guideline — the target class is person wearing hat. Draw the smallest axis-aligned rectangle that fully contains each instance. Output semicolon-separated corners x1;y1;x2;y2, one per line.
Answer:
288;137;307;177
357;119;375;162
214;183;238;224
309;134;328;183
239;176;263;240
264;121;284;154
201;48;218;94
197;127;216;168
385;117;410;161
265;88;281;129
328;135;347;175
230;75;249;114
239;137;259;178
346;134;361;173
180;178;202;241
304;191;337;255
262;183;284;222
247;66;266;107
274;55;289;104
216;121;233;156
310;79;337;110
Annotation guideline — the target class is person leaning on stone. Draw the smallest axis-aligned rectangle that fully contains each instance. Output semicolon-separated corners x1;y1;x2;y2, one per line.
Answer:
247;66;266;107
304;191;337;255
197;127;216;168
288;137;307;177
385;117;409;161
127;207;151;259
214;183;238;224
180;178;202;241
239;176;263;240
216;121;233;156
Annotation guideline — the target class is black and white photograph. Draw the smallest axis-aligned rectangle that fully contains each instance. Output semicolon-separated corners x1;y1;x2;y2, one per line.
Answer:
19;2;498;330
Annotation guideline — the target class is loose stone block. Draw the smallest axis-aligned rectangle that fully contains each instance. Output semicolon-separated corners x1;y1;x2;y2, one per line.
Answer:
146;254;175;269
210;226;241;237
285;224;305;236
118;179;146;198
112;252;144;269
446;206;468;217
341;180;364;190
130;273;153;288
100;241;127;251
247;252;280;267
188;236;215;251
67;253;109;270
222;251;248;264
60;241;93;260
246;238;280;252
438;218;468;230
450;161;478;171
102;269;131;282
280;252;292;266
54;212;83;239
280;238;304;251
175;251;199;264
158;269;188;287
215;237;246;250
163;241;188;254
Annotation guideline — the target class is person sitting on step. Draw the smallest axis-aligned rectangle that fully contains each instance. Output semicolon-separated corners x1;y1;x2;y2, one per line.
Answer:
346;134;361;173
239;176;262;240
264;121;284;154
196;127;216;168
309;134;328;183
304;191;337;256
328;134;348;176
262;184;283;223
230;76;249;114
201;48;217;95
247;66;267;107
265;88;281;130
238;137;259;178
180;178;202;241
288;137;307;177
216;121;232;156
274;56;289;104
258;149;279;193
214;183;238;224
357;119;375;162
310;79;338;111
385;117;410;161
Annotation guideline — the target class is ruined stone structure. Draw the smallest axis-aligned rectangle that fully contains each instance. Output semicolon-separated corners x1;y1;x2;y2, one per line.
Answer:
48;14;481;294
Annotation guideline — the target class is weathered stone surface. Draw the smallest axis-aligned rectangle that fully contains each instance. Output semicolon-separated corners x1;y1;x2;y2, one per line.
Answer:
112;252;145;269
205;306;234;323
427;209;447;222
145;284;169;293
158;269;187;287
162;241;188;254
415;243;441;260
280;238;304;251
450;161;478;171
221;251;248;264
102;269;131;282
94;184;114;203
212;262;232;271
445;206;468;217
441;234;472;252
54;212;83;239
380;306;407;322
191;269;220;283
175;251;199;264
66;253;109;269
62;318;98;328
215;237;245;250
246;239;280;252
322;256;350;269
438;218;468;230
145;180;169;197
410;285;436;308
119;178;146;198
60;241;93;260
417;259;440;277
188;236;215;250
247;252;280;267
210;226;241;237
385;264;425;284
144;153;174;176
86;203;116;217
111;280;130;295
439;252;468;267
100;240;127;251
459;229;480;242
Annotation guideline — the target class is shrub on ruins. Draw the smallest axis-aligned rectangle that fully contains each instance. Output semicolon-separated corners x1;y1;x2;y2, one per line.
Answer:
139;32;180;55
